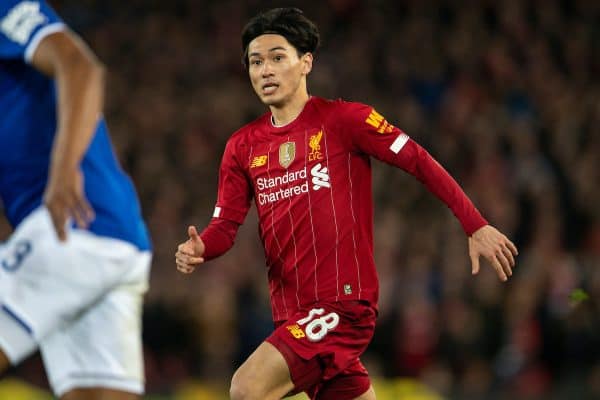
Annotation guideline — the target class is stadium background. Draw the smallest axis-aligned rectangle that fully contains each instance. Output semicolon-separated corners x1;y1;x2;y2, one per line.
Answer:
0;0;599;399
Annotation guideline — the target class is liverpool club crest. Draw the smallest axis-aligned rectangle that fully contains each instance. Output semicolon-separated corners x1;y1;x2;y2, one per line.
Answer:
308;130;324;161
279;142;296;168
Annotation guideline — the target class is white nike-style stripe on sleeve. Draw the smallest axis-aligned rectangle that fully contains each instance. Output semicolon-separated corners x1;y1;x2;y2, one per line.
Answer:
390;133;410;154
24;22;64;63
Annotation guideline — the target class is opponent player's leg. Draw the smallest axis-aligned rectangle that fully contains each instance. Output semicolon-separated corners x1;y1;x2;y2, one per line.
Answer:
43;290;146;400
0;349;9;374
0;293;39;376
41;247;150;400
230;341;295;400
61;388;139;400
0;225;39;375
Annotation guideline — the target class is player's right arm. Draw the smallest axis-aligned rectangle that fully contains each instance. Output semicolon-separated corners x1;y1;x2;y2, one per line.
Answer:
33;28;104;241
176;136;252;274
175;226;205;274
0;1;101;240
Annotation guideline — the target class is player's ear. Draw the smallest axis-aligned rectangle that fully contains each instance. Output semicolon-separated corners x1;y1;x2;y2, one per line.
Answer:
300;52;313;76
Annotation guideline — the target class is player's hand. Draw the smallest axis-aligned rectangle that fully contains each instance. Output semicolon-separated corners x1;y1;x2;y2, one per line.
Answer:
43;167;95;241
176;226;206;274
469;225;518;282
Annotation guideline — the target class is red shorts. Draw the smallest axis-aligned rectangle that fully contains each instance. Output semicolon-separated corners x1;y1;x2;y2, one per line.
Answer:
266;301;377;400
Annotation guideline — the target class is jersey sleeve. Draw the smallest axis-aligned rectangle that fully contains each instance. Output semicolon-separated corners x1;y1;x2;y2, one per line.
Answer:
212;137;253;225
341;101;488;235
0;0;64;62
200;218;240;261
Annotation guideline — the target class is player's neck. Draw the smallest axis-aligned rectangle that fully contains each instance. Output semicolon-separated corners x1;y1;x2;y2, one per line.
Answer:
270;91;310;127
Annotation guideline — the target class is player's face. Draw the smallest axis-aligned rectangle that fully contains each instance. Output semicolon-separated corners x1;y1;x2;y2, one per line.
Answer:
247;34;312;108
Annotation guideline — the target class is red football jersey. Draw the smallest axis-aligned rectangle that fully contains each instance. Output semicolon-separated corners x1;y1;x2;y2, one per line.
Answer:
212;97;486;322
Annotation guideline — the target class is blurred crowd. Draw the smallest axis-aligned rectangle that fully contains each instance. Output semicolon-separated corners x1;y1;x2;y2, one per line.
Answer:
5;0;600;398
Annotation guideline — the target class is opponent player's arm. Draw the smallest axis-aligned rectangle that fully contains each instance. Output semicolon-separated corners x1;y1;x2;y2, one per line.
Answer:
32;29;104;240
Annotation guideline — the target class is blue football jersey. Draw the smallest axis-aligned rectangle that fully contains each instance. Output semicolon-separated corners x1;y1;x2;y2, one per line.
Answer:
0;0;150;250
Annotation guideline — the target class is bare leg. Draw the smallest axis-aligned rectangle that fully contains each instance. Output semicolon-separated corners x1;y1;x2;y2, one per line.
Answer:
230;341;295;400
353;385;376;400
0;349;10;374
60;388;140;400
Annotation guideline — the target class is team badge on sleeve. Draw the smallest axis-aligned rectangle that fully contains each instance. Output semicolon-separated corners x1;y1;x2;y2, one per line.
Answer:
365;108;395;134
1;1;47;45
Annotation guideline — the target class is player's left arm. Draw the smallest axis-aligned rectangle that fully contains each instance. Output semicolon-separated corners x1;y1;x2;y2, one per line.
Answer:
468;225;517;281
343;102;518;281
32;29;105;241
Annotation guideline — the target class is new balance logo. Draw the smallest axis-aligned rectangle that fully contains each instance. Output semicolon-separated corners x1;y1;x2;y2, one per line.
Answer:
310;163;330;190
250;155;267;168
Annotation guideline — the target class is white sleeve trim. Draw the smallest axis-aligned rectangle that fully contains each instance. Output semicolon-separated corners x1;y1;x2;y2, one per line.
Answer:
24;22;65;63
390;133;409;154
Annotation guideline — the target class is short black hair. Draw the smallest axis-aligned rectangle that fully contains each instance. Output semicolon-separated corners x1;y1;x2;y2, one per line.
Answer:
241;7;320;69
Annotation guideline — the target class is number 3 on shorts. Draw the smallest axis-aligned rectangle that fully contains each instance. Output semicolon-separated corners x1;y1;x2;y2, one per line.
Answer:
297;308;340;342
1;240;32;272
